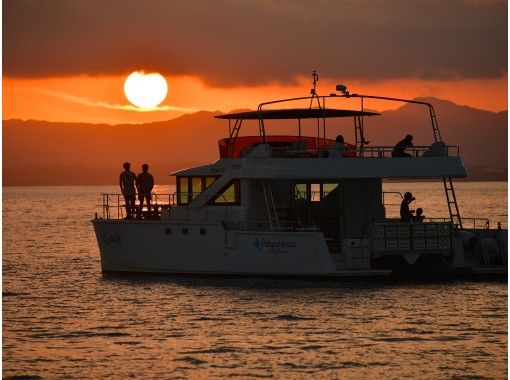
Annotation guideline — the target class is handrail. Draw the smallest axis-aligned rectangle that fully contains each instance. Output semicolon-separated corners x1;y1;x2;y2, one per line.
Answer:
252;92;442;143
382;191;404;207
380;216;492;230
426;217;491;230
99;193;176;219
254;144;460;159
345;93;443;143
98;192;232;223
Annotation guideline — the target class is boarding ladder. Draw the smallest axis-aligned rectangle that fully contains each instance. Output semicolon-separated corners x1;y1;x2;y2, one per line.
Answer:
228;119;243;157
261;180;280;230
443;177;463;228
354;115;368;157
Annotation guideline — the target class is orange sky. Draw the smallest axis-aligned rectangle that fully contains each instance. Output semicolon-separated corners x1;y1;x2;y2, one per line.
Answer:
3;1;507;124
2;74;507;124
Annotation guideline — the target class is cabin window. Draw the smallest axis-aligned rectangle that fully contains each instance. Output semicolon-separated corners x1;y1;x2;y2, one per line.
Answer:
177;176;219;205
311;184;321;202
294;183;308;200
293;182;339;201
212;179;240;205
178;177;189;204
322;183;338;198
191;177;202;200
204;177;216;188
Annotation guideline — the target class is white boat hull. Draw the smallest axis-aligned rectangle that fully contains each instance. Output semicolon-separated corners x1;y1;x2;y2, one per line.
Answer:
92;220;340;276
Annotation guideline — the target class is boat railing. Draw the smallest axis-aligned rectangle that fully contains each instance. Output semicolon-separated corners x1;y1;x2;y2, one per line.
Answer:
381;214;492;230
252;144;460;159
369;221;454;256
223;219;319;232
99;193;177;219
98;192;234;223
382;191;404;207
357;145;460;158
425;217;491;230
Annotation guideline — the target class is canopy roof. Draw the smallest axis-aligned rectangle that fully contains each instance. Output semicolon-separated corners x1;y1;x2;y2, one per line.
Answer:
215;108;380;120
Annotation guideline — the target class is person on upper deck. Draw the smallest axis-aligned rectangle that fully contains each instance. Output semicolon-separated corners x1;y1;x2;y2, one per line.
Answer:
400;192;415;222
328;135;345;158
136;163;155;217
119;162;136;219
392;134;414;157
413;207;425;222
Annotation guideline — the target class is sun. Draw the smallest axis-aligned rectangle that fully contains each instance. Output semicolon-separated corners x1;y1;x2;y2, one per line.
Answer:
124;71;168;109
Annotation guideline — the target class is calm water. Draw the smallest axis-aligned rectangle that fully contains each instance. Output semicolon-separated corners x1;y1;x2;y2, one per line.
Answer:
3;183;507;379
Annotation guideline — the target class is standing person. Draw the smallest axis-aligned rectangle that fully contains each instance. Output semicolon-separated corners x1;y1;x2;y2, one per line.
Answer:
328;135;345;158
400;192;415;222
136;163;155;217
119;162;136;219
392;134;414;157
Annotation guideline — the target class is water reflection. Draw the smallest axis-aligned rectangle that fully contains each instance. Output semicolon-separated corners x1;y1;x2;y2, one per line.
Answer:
2;184;508;379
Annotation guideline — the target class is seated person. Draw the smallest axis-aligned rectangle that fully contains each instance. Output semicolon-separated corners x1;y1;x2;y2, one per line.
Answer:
392;134;413;157
413;208;425;222
400;192;415;222
422;142;447;157
328;135;345;158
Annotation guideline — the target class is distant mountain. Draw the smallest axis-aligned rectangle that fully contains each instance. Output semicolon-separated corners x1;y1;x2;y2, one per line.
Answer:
3;98;507;185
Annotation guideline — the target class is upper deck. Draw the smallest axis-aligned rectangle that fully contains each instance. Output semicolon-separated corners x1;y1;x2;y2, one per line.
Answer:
212;79;456;164
179;79;466;179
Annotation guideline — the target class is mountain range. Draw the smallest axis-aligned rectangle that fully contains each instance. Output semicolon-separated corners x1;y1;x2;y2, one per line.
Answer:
3;98;507;185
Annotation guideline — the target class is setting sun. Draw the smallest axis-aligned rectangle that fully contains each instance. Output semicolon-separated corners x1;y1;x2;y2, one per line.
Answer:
124;71;168;109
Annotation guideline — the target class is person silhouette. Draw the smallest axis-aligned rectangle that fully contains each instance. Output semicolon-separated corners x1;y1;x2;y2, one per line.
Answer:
119;162;136;219
413;207;425;222
328;135;345;158
392;134;414;157
400;192;415;222
136;163;155;218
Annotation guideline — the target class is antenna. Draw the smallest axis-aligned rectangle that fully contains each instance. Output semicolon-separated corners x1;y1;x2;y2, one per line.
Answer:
309;70;321;109
310;70;319;96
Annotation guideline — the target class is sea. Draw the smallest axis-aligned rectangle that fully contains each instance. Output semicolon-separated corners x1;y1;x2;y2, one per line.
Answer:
3;182;508;379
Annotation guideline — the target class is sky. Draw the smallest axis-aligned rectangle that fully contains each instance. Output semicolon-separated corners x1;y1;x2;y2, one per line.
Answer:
3;0;508;124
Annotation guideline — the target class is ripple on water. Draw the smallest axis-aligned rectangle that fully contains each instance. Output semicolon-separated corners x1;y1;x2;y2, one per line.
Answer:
174;356;207;365
2;185;508;379
274;314;316;321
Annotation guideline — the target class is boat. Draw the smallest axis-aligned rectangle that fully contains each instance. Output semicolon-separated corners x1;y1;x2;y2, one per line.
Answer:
92;72;507;278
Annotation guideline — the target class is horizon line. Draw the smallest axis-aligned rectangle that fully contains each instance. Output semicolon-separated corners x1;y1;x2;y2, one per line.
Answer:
3;96;508;126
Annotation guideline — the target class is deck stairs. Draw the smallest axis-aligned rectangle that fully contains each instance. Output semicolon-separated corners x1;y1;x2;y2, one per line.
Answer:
261;180;280;230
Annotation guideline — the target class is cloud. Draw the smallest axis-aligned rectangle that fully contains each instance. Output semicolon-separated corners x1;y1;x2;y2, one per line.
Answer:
37;89;200;113
3;0;507;86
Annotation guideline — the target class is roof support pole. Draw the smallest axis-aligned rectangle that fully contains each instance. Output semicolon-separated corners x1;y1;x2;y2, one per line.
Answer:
257;105;266;144
322;97;327;148
360;97;365;155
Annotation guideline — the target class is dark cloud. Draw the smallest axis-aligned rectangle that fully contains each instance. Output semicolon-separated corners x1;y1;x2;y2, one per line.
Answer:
3;0;507;86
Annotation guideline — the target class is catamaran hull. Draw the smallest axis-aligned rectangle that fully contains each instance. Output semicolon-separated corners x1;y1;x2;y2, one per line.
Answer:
92;220;507;277
92;219;341;276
